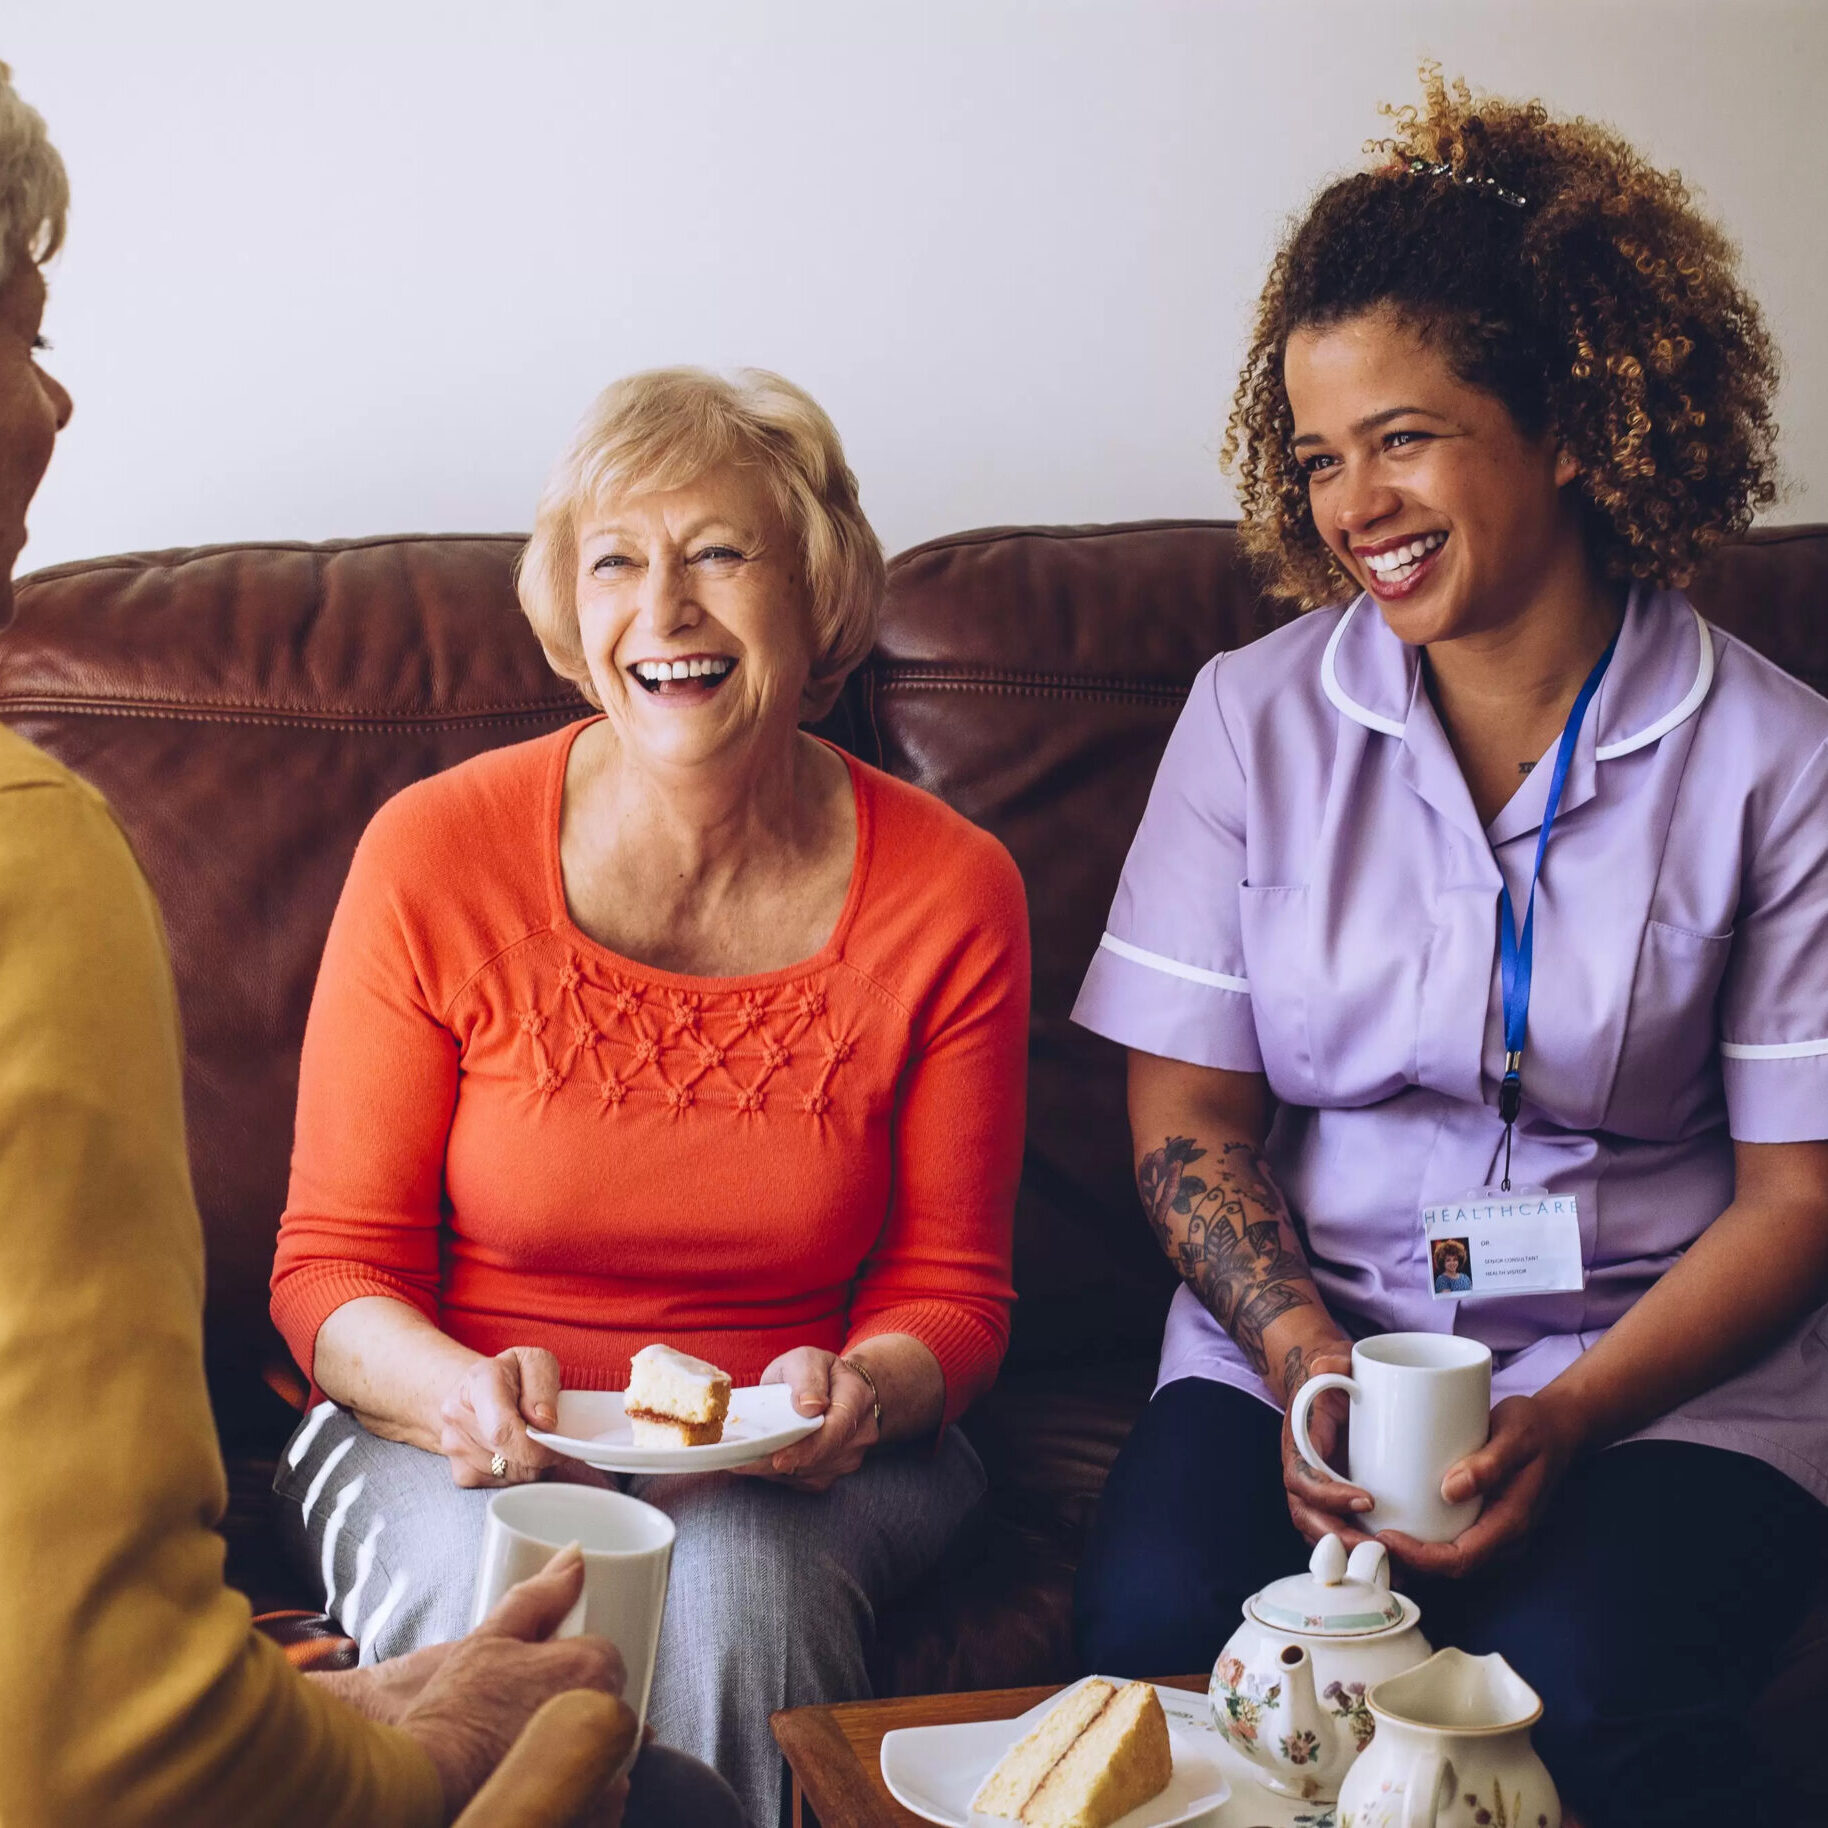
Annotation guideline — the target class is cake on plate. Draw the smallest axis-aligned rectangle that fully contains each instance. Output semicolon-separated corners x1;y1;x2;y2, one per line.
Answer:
624;1344;733;1447
972;1678;1173;1828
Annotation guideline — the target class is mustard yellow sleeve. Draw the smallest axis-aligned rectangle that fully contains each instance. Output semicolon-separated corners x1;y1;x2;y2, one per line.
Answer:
0;735;445;1828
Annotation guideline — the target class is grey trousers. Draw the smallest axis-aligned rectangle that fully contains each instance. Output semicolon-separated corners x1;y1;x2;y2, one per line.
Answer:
275;1403;987;1828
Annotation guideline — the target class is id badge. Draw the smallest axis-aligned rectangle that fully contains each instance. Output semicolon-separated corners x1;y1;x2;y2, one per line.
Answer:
1421;1185;1584;1300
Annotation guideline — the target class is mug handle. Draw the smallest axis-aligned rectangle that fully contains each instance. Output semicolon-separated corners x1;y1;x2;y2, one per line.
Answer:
1288;1373;1358;1484
1401;1751;1454;1828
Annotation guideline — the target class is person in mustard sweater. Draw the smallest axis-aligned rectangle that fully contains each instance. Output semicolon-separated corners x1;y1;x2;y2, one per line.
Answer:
269;366;1030;1826
0;60;748;1828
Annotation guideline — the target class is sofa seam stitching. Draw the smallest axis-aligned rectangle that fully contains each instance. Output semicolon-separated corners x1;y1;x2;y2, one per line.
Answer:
0;700;585;731
875;675;1192;703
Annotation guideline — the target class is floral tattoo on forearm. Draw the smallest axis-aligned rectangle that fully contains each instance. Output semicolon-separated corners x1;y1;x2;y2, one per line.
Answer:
1137;1135;1317;1378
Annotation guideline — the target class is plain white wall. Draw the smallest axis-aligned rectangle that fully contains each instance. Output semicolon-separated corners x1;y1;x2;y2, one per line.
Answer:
8;0;1826;573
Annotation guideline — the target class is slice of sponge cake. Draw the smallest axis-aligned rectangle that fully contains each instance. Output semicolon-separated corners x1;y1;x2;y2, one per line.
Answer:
972;1678;1172;1828
625;1343;732;1447
1020;1681;1172;1828
972;1679;1116;1819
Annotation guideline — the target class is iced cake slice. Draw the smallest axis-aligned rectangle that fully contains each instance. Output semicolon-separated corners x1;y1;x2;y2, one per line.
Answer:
972;1678;1171;1827
624;1344;733;1447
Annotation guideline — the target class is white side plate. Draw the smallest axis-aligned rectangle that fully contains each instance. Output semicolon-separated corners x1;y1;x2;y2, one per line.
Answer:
527;1384;823;1473
880;1678;1231;1828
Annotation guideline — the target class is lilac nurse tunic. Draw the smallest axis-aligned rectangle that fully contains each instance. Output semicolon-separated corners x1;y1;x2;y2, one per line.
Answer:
1073;584;1828;1502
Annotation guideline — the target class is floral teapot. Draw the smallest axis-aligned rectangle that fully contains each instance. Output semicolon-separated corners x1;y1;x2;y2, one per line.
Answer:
1210;1534;1431;1802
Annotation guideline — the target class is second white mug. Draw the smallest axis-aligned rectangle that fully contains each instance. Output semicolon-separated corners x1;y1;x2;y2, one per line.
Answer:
470;1484;675;1762
1289;1332;1492;1542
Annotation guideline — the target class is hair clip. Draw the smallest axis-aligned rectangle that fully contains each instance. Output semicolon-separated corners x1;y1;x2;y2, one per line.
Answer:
1406;157;1527;210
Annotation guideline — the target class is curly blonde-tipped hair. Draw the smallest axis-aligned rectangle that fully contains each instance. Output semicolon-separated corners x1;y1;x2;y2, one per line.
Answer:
516;368;886;722
1223;64;1780;610
0;62;68;288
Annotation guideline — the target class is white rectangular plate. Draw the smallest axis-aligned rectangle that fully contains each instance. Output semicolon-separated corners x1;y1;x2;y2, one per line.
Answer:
527;1383;822;1473
880;1678;1231;1828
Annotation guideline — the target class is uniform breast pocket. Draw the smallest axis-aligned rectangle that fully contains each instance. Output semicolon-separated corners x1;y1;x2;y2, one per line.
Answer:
1608;919;1733;1136
1238;883;1317;1103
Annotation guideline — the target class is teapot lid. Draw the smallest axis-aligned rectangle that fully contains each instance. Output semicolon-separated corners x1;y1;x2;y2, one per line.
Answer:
1245;1536;1419;1638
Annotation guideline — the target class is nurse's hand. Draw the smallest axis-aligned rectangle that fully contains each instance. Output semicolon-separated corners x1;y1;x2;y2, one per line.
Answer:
1280;1345;1378;1549
1377;1391;1584;1578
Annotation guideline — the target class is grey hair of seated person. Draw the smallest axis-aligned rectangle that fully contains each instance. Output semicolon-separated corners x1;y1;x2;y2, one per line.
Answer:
0;62;67;286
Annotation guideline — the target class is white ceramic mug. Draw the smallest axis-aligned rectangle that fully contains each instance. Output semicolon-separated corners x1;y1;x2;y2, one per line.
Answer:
1288;1333;1492;1541
470;1485;675;1764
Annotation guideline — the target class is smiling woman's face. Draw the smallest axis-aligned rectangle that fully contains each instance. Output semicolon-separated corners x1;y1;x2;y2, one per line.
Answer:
572;462;816;773
0;256;72;620
1284;307;1583;647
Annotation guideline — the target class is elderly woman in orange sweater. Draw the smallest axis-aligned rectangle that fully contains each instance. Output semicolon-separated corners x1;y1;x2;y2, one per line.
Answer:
270;366;1029;1827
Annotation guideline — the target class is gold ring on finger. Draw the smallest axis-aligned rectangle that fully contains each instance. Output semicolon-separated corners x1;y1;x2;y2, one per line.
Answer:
490;1451;508;1479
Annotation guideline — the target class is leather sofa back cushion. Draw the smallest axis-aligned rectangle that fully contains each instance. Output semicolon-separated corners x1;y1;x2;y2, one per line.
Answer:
4;524;1824;1420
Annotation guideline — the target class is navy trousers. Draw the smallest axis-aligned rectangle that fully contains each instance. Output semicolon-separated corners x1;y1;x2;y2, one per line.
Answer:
1075;1376;1827;1828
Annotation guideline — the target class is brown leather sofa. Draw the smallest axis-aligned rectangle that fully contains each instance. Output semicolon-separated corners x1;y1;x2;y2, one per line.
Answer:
4;521;1825;1786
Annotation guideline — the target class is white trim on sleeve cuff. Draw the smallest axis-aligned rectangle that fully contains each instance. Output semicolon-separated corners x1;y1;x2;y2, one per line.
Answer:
1719;1036;1828;1060
1097;932;1250;993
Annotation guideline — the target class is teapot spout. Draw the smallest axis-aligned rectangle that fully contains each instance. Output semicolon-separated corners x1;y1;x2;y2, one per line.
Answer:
1269;1640;1335;1800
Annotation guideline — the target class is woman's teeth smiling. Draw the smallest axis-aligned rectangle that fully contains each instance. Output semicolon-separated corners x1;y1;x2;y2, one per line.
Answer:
1362;531;1447;588
631;656;736;693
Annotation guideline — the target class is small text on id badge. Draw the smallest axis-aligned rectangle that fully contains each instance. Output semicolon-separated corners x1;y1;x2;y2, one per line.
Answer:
1422;1186;1584;1300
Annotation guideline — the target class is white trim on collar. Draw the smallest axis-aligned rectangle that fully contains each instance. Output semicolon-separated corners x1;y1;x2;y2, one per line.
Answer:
1320;597;1716;759
1320;600;1404;737
1594;604;1715;759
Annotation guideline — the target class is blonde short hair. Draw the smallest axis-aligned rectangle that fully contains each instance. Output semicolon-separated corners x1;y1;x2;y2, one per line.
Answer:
0;62;68;289
517;368;886;723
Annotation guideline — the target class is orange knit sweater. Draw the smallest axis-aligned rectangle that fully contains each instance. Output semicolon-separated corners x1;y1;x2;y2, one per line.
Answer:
270;724;1027;1426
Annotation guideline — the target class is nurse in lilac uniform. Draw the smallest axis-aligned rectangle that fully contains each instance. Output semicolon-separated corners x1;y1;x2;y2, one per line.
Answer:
1074;73;1828;1828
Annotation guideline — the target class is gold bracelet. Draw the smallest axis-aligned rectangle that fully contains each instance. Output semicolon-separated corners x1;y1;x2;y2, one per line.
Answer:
837;1355;883;1434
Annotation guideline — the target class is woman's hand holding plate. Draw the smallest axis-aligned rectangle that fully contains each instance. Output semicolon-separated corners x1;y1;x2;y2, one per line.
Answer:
438;1345;609;1488
735;1346;881;1491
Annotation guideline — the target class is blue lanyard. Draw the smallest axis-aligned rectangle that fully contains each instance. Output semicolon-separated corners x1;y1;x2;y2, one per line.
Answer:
1495;634;1618;1188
